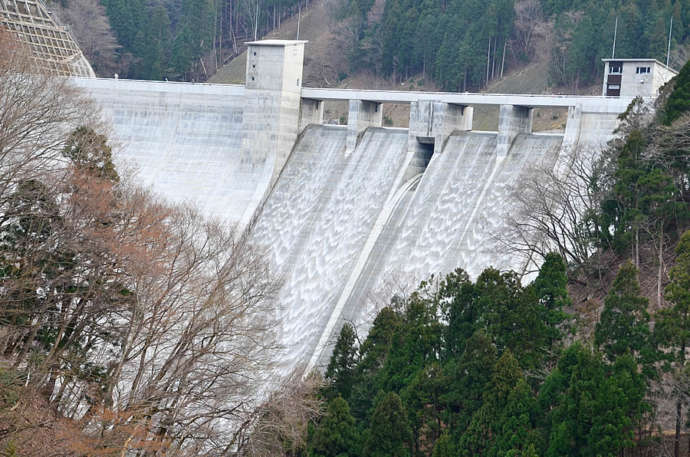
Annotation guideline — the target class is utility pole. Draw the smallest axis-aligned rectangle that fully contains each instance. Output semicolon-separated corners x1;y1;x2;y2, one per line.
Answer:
486;36;491;86
611;16;618;58
667;16;673;66
254;0;260;41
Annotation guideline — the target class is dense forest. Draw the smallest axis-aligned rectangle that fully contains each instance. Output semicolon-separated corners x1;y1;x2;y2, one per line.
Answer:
335;0;690;90
49;0;690;86
300;61;690;457
50;0;312;80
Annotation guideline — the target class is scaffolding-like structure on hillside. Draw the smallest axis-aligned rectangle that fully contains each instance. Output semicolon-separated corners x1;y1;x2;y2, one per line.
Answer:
0;0;95;77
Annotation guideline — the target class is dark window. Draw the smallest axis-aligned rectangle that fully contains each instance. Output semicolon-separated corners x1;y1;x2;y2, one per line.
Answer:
606;83;621;97
609;61;623;74
636;66;651;74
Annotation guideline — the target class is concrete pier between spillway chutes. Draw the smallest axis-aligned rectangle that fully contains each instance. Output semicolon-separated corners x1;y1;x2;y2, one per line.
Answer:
299;98;325;132
347;100;383;154
408;100;473;153
496;104;533;156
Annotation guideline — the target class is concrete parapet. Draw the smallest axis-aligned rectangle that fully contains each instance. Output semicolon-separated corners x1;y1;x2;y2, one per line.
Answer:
409;101;473;154
497;105;533;156
299;98;325;131
347;100;383;154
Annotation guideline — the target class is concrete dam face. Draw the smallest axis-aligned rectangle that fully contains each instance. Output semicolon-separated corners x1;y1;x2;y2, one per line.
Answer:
73;40;632;374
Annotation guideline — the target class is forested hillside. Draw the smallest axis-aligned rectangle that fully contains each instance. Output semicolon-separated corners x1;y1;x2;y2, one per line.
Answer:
50;0;690;87
50;0;312;80
335;0;690;91
100;0;311;80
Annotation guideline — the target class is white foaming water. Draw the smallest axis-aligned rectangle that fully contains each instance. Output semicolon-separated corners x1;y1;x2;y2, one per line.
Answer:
329;132;564;366
252;125;410;374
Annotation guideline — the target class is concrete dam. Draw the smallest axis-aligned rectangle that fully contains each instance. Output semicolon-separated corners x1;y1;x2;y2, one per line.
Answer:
73;40;636;374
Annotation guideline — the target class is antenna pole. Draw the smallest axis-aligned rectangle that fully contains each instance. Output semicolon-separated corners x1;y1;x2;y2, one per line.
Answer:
667;16;673;66
297;1;301;40
612;17;618;58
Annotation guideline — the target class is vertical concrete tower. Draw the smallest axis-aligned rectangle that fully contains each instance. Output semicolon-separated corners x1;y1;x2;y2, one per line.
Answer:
239;40;306;230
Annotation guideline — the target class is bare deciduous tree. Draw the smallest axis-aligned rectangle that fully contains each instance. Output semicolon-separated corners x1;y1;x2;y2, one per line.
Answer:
235;373;324;457
497;146;604;275
51;0;120;76
513;0;543;59
0;28;97;205
1;29;290;455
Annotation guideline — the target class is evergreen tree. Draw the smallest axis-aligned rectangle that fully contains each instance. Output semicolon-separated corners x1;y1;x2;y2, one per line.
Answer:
62;126;119;182
530;252;571;353
458;350;530;457
326;323;359;400
380;290;442;392
664;58;690;125
655;230;690;457
442;330;497;432
594;262;653;372
363;392;412;457
309;396;360;457
401;363;445;453
431;431;454;457
539;344;646;457
349;306;400;421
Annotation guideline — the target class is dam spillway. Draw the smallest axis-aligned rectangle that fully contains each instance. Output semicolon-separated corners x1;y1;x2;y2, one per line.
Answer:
72;40;639;375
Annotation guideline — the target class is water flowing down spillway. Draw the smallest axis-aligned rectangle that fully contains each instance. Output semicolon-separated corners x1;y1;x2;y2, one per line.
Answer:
251;125;410;374
252;124;569;372
313;131;564;369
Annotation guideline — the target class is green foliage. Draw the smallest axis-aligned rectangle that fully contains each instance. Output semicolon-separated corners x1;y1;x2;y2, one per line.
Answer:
339;0;690;90
310;397;359;457
1;442;18;457
363;392;412;457
594;93;689;259
312;252;660;457
657;231;690;359
594;262;654;372
326;323;359;400
539;345;646;457
62;126;119;182
0;369;22;409
530;252;571;352
431;431;454;457
664;58;690;124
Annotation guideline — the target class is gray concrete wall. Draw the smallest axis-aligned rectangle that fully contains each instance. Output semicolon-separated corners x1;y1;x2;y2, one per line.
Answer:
299;99;325;132
72;42;639;379
497;105;533;156
347;100;383;154
409;101;473;151
71;78;257;225
240;41;307;230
